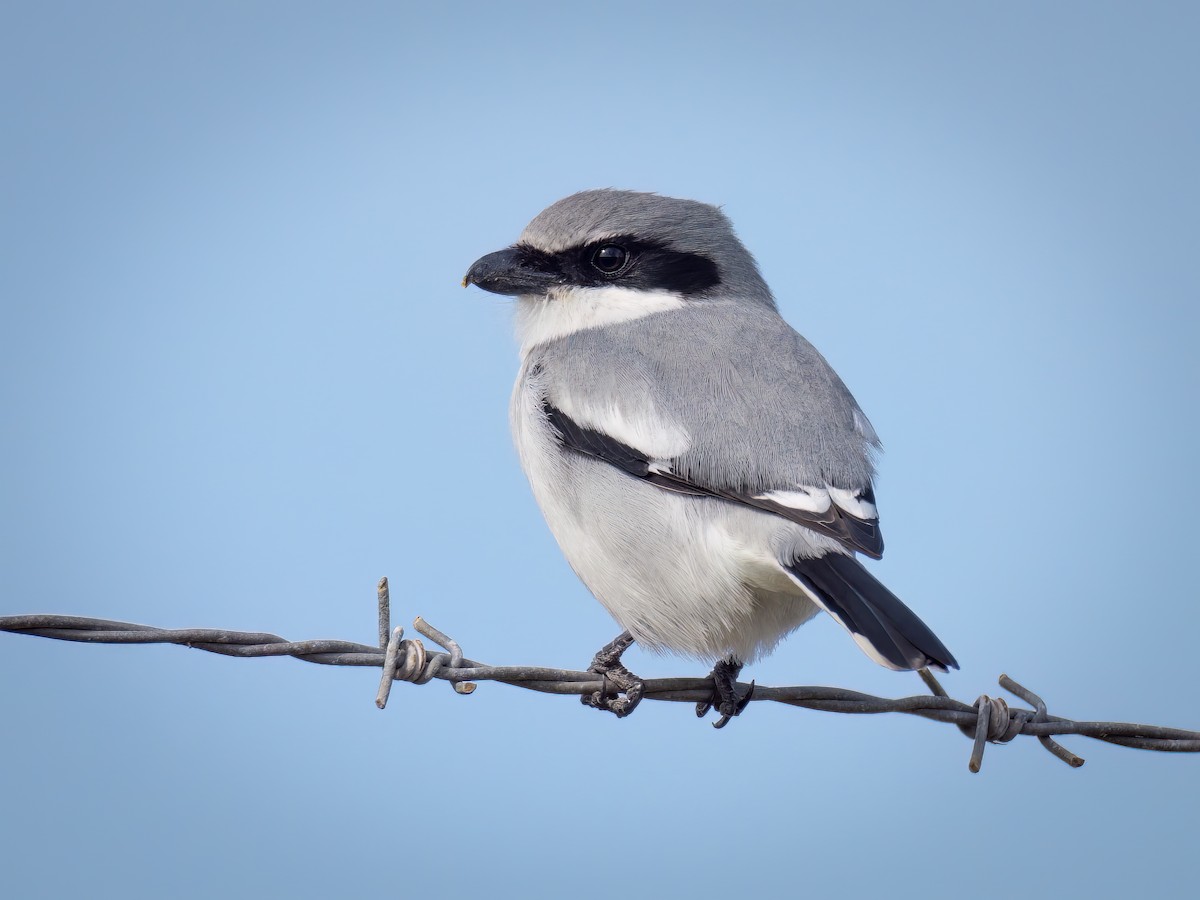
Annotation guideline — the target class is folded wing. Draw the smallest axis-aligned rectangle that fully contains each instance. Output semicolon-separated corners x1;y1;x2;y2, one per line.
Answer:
543;400;884;559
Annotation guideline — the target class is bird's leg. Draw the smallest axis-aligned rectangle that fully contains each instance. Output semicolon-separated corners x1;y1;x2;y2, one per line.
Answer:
580;630;644;718
695;657;756;729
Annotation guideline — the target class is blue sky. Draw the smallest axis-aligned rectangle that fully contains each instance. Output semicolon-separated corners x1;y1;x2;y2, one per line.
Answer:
2;3;1197;897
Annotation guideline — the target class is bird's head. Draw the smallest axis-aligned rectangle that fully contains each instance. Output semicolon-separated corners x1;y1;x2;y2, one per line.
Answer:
463;190;774;312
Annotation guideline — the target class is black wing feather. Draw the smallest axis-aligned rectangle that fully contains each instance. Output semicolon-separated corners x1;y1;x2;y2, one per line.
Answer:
543;401;884;557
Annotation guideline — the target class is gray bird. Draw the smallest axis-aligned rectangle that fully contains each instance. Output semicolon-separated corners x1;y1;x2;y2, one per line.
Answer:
465;190;956;726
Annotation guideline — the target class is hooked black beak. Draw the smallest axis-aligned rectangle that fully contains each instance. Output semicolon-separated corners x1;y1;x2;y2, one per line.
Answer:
462;247;559;296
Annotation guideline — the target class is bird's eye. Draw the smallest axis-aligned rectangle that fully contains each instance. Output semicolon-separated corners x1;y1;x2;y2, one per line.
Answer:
591;244;631;275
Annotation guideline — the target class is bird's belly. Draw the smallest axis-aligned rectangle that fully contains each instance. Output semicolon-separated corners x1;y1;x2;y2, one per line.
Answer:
512;378;819;662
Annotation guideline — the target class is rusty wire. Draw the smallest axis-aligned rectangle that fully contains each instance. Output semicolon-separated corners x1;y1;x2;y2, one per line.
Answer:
3;577;1198;772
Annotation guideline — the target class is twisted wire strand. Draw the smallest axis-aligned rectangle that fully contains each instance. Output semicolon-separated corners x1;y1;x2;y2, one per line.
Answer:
4;580;1198;773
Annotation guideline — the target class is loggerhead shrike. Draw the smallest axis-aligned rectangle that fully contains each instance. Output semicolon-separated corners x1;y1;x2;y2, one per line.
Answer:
465;190;957;726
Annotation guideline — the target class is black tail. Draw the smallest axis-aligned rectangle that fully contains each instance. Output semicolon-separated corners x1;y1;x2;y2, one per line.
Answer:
785;554;958;672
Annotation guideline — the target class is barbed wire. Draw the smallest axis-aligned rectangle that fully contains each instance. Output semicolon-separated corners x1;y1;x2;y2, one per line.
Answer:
3;578;1197;773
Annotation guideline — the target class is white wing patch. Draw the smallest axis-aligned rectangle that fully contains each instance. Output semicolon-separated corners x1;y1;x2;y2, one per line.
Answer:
755;487;833;514
549;393;692;461
757;486;877;520
826;487;878;520
515;285;685;354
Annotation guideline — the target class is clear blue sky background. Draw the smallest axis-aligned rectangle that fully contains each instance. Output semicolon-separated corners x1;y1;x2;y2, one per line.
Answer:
2;3;1197;897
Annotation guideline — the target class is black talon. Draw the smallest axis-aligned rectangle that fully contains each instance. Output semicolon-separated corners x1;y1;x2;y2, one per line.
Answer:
580;631;645;718
714;680;756;728
738;680;756;712
700;657;753;728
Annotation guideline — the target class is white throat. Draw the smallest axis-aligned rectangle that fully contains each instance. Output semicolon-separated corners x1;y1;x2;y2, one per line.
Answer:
515;284;685;355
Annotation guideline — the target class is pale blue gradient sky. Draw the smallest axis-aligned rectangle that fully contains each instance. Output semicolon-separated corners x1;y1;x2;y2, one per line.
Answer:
2;3;1198;898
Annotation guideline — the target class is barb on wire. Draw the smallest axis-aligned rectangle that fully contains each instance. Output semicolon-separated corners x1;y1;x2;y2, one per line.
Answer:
3;576;1198;773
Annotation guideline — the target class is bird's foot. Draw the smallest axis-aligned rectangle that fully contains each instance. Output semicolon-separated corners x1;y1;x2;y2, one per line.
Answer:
582;662;645;718
581;631;645;718
695;657;755;728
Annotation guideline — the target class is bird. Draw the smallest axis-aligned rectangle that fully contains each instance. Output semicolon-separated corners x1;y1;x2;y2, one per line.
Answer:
464;189;957;726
